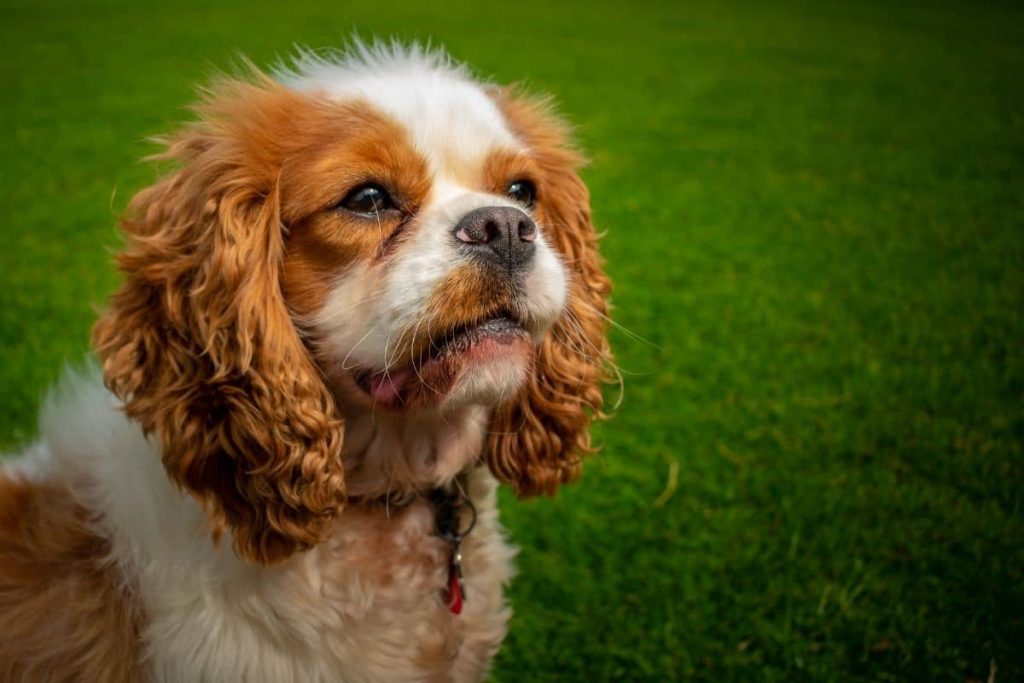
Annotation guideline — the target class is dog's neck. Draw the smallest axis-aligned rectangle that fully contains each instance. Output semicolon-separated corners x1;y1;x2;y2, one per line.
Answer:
338;402;490;500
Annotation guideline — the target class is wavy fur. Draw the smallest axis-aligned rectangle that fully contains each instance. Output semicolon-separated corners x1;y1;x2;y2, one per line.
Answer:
92;78;347;564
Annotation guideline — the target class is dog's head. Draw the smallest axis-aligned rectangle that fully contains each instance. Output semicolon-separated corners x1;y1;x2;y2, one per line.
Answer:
93;44;612;564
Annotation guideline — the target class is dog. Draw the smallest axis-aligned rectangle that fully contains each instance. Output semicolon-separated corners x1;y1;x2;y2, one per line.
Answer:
0;42;611;682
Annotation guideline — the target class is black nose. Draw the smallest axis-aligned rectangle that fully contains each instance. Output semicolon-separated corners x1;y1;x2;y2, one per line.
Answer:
452;206;537;272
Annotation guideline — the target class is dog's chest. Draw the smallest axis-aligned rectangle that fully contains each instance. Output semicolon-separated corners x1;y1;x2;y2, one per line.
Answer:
142;493;514;683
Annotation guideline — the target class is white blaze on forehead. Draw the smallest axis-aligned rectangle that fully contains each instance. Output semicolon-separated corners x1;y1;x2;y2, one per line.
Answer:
278;42;522;176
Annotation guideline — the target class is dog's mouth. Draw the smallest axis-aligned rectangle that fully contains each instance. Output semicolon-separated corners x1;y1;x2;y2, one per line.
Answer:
352;311;532;411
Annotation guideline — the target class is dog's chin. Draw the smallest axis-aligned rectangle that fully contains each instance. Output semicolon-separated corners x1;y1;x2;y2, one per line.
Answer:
439;342;531;412
347;317;534;414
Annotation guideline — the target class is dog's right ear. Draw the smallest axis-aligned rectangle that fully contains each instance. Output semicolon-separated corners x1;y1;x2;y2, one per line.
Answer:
93;76;346;565
485;88;614;497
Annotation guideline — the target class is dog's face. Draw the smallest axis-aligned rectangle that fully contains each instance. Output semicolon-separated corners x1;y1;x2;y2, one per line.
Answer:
93;46;611;564
277;61;568;413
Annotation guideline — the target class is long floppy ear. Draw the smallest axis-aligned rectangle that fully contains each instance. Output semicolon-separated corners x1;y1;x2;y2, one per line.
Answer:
92;77;345;564
487;89;614;496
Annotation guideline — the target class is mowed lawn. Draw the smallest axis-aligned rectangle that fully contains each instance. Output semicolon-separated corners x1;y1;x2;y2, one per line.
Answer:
1;0;1022;680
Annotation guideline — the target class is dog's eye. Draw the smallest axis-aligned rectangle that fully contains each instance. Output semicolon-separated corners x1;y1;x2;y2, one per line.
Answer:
506;180;536;209
339;184;395;216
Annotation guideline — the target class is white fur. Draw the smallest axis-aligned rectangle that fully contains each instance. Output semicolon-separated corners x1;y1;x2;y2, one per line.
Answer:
5;366;516;682
280;42;520;178
442;355;530;412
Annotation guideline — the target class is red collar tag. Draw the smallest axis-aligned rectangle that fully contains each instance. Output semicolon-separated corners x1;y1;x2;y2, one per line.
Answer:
447;563;464;615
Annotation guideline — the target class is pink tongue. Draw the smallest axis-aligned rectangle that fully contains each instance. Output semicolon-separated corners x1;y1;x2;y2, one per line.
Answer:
368;367;414;402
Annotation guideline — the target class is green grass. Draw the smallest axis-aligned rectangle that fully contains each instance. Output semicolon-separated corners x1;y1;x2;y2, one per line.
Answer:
2;0;1022;680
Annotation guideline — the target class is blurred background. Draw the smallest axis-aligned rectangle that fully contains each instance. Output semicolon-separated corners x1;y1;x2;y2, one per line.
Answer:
1;0;1021;680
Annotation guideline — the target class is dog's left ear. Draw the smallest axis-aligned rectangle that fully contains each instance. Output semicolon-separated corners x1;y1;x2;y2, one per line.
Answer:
93;76;346;564
486;89;614;496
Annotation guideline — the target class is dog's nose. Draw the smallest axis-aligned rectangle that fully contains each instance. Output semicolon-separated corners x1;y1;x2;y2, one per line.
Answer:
452;206;536;272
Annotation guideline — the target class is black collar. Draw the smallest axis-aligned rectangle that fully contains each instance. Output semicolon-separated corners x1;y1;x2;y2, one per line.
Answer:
427;480;477;544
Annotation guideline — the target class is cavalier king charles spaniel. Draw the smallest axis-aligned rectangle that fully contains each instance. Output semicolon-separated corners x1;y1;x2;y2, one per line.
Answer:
0;42;611;682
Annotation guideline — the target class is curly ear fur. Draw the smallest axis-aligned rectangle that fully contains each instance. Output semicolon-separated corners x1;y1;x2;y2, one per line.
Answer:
487;90;614;496
92;77;345;564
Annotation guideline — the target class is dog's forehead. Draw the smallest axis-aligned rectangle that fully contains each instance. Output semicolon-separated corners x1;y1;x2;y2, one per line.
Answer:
281;49;523;180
